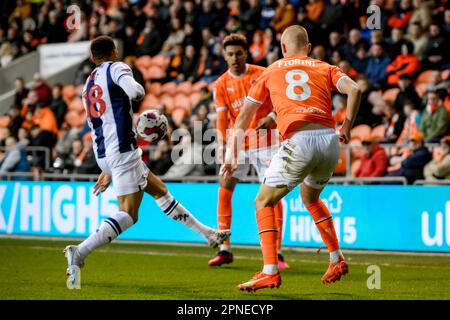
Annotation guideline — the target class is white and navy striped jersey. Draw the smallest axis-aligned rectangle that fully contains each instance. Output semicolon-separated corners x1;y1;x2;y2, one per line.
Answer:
82;61;145;167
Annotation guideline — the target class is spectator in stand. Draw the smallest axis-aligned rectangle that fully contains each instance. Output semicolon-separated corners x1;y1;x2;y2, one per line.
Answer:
166;44;184;80
305;0;324;23
239;0;261;35
341;29;366;64
443;8;450;35
32;73;52;105
386;132;432;184
393;74;422;112
388;0;414;29
13;78;28;109
355;135;389;178
420;89;449;143
28;124;57;172
351;43;369;74
365;43;391;87
260;0;277;29
327;32;345;58
396;100;422;144
422;22;449;70
180;44;197;81
249;30;268;65
6;106;23;139
386;42;421;85
49;83;67;129
311;45;327;61
161;18;185;54
353;75;383;127
338;60;359;79
405;22;428;58
409;0;432;30
271;0;296;33
424;136;450;181
0;42;18;68
385;28;407;60
54;122;82;164
0;135;30;177
136;18;163;57
382;102;406;144
32;104;58;136
316;0;344;34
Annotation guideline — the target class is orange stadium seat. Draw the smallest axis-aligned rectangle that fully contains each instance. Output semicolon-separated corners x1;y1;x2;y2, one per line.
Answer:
62;85;77;103
161;82;177;96
177;81;192;95
159;94;175;113
350;159;361;177
171;108;187;127
189;92;202;108
174;94;191;111
351;124;371;139
371;124;386;141
416;70;435;84
192;81;208;92
140;94;159;111
145;66;165;81
135;55;152;69
151;55;170;69
68;97;84;112
147;82;162;96
382;88;399;103
441;69;450;81
415;82;428;97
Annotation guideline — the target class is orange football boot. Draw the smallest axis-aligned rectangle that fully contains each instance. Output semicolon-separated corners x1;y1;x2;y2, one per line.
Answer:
321;255;349;284
237;271;281;292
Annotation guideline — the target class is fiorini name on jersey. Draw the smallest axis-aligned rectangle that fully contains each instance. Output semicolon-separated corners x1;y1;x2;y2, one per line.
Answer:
277;58;316;68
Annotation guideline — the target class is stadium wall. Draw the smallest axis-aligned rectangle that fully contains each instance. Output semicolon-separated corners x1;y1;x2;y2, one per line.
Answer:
0;181;449;253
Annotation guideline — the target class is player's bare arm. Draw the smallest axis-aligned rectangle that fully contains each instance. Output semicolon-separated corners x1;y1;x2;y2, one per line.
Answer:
336;77;361;144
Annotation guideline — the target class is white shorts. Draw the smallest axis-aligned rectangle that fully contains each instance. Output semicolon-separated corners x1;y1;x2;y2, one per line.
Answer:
96;149;149;197
263;128;340;190
231;146;279;183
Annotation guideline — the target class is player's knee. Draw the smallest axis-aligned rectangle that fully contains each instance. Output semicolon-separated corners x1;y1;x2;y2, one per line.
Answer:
254;194;277;210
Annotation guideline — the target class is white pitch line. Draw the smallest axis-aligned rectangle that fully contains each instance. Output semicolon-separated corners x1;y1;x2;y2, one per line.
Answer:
26;245;450;270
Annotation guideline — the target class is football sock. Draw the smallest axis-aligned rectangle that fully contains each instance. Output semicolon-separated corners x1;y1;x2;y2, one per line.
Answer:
78;211;134;259
257;207;278;275
156;192;212;237
274;201;283;254
218;187;233;250
306;199;341;262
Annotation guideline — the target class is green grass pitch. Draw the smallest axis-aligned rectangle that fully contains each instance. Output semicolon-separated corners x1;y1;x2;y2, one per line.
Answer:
1;237;449;300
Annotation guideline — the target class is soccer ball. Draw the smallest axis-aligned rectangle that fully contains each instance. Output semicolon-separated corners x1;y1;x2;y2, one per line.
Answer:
136;109;169;143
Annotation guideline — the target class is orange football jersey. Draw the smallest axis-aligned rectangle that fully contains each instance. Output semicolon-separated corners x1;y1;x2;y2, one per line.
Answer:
247;55;348;139
214;64;276;149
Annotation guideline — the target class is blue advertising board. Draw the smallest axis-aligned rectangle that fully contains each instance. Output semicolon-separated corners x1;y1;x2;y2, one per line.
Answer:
0;181;449;252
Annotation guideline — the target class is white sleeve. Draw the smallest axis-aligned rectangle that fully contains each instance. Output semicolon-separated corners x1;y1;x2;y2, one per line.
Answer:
110;62;145;101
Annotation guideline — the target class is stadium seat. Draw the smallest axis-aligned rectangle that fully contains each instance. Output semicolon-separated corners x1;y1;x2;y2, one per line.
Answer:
177;81;192;95
349;137;364;160
171;107;187;127
151;55;170;69
416;70;435;84
189;92;202;108
140;94;159;111
351;124;371;139
382;88;399;103
147;82;162;97
174;94;191;111
371;124;386;141
159;94;175;113
192;81;208;92
334;148;348;175
62;85;77;103
441;69;450;81
161;82;177;96
145;66;165;80
415;82;428;97
68;97;84;112
135;55;152;69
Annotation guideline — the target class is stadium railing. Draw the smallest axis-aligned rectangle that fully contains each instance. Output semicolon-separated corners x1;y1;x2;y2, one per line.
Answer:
414;179;450;185
0;146;51;170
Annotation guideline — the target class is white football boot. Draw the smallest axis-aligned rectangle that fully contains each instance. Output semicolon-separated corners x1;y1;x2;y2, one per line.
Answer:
63;245;85;289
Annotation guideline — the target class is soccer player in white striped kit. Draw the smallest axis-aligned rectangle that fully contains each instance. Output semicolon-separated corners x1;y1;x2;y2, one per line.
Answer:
64;36;230;289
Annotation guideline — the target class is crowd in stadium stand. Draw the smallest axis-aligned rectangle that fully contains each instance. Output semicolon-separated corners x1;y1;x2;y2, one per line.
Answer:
0;0;449;183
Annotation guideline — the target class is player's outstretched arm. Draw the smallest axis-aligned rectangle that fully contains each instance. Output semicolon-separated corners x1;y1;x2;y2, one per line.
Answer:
337;77;361;144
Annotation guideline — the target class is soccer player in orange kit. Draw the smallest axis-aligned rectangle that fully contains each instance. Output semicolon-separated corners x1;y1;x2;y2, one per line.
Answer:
210;33;289;269
222;25;362;292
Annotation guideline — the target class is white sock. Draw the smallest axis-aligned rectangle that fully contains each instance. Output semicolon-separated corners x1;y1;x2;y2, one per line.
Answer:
156;192;212;237
78;211;134;259
220;244;231;252
263;264;278;275
330;249;343;264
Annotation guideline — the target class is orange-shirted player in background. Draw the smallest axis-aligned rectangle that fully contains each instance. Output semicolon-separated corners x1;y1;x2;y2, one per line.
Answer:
223;25;362;292
210;34;290;269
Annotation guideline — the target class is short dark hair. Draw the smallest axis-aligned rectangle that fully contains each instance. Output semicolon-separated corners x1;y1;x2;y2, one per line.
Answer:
223;33;248;51
90;35;116;61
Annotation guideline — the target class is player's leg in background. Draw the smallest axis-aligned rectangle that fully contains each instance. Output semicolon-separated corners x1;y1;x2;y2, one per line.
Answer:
208;176;238;266
144;170;230;248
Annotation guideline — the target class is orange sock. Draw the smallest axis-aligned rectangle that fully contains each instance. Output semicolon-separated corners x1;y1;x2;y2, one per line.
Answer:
274;201;283;254
256;207;278;265
218;187;233;245
306;200;340;252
